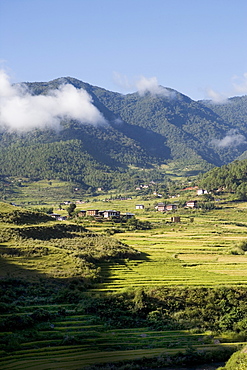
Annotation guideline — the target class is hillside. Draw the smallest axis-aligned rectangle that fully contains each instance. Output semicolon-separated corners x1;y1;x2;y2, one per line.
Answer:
199;158;247;200
1;77;247;193
201;95;247;133
1;199;247;368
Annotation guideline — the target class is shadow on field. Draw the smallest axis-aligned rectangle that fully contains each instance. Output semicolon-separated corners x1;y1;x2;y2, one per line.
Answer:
0;255;50;280
96;251;151;285
0;250;152;303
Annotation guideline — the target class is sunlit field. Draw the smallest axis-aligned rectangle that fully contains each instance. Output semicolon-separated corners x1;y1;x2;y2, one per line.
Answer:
1;198;247;369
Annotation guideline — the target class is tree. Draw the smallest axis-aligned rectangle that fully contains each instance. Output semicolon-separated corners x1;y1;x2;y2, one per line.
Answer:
67;203;76;216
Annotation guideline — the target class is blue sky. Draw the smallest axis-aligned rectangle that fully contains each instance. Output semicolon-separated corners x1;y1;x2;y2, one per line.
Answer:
0;0;247;100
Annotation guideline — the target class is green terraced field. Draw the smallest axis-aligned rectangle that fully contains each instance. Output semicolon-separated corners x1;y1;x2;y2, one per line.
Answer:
1;199;247;369
0;308;238;370
82;203;247;292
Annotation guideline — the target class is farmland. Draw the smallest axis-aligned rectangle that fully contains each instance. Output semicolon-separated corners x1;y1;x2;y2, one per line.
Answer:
1;196;247;369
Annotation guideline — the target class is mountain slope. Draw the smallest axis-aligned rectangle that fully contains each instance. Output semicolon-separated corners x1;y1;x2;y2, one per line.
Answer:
1;77;247;191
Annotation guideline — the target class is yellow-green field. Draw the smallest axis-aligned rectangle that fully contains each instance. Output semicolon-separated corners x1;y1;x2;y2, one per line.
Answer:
77;199;247;292
2;199;247;289
1;199;247;369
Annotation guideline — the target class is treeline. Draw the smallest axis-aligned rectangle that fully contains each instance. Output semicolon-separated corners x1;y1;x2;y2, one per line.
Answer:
199;159;247;200
0;129;167;191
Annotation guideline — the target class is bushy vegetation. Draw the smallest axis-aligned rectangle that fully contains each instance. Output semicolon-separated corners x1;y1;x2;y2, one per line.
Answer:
0;203;52;224
218;345;247;370
200;159;247;200
2;182;247;368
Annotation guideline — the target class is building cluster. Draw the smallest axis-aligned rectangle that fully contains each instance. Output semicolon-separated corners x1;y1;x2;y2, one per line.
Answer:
52;194;201;221
155;200;198;212
51;209;135;221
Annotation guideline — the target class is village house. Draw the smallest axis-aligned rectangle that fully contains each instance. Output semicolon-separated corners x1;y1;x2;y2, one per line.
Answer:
86;209;99;216
102;210;120;218
186;200;198;208
197;189;208;195
155;203;177;212
165;204;177;211
136;204;144;209
155;203;166;212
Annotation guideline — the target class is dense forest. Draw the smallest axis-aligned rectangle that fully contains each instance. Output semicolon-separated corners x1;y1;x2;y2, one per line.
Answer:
0;77;247;193
199;159;247;200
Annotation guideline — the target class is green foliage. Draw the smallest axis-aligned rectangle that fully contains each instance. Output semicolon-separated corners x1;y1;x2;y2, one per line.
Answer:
200;159;247;197
0;203;52;224
219;346;247;370
2;77;247;198
237;240;247;252
125;217;152;230
67;202;76;216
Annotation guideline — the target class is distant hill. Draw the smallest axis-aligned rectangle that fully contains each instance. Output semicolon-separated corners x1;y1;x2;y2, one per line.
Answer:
201;95;247;133
1;77;247;191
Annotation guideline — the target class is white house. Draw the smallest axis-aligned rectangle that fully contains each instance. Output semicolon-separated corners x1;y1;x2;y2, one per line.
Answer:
103;210;120;218
197;189;208;195
136;204;144;209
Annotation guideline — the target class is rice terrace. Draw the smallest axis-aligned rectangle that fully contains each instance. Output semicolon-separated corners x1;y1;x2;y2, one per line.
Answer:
1;178;247;370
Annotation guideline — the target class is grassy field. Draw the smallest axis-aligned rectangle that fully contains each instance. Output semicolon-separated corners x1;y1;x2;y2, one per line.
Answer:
0;306;238;370
1;197;247;369
77;198;247;292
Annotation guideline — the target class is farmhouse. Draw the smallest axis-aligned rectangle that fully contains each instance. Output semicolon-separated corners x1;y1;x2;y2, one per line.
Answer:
197;189;208;195
136;204;144;209
165;204;177;211
103;210;120;218
87;209;99;216
155;203;166;212
186;200;198;208
155;203;177;212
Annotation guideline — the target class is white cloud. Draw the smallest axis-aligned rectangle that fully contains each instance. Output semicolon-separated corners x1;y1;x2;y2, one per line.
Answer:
0;70;107;132
204;72;247;102
204;88;228;103
113;72;172;97
212;129;246;148
135;76;171;97
232;72;247;95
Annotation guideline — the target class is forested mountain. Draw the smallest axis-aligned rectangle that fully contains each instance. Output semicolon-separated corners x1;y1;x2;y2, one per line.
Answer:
199;158;247;200
1;77;247;191
201;95;247;133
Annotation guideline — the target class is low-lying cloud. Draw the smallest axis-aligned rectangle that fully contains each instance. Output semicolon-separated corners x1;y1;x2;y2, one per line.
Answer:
0;70;107;132
205;72;247;103
136;76;172;97
113;72;172;97
232;72;247;95
205;88;228;104
212;129;246;148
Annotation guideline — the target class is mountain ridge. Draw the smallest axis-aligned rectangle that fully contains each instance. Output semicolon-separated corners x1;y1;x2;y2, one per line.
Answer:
1;77;247;191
